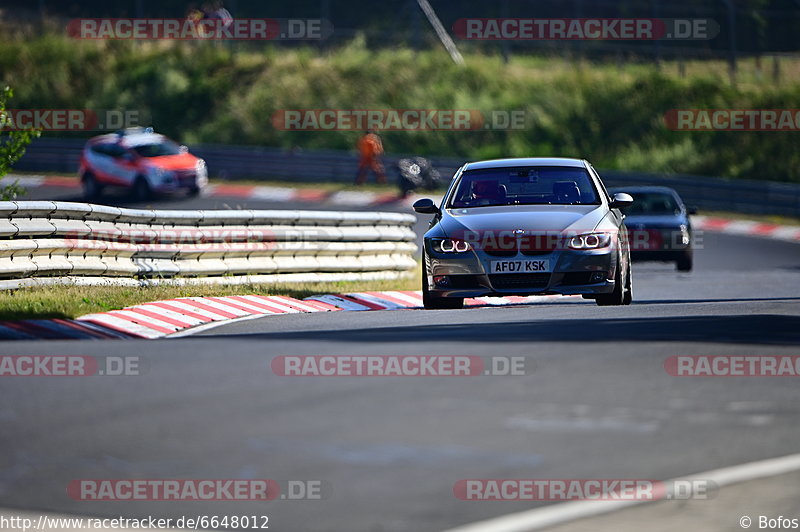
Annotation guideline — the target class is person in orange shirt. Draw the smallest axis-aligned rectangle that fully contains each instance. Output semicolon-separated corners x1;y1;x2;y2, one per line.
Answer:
355;129;387;185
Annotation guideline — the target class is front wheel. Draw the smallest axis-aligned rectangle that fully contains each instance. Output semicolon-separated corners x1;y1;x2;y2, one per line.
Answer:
132;177;152;202
423;292;464;309
596;260;632;306
622;261;633;305
676;250;693;272
422;254;463;309
82;173;102;200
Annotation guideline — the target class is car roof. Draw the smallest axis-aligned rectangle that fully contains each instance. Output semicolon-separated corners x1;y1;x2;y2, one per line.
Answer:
463;157;587;171
88;132;167;148
121;133;167;147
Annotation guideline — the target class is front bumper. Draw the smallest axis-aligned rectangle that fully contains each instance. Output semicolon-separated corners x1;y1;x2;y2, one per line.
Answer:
154;169;208;193
425;243;620;298
628;228;691;263
628;227;691;253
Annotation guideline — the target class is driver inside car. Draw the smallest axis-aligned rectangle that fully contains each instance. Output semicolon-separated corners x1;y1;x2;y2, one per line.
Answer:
470;179;507;205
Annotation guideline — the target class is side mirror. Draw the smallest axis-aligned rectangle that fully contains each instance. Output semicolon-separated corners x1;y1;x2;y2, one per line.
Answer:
687;206;698;215
610;192;634;209
179;145;189;154
413;198;440;214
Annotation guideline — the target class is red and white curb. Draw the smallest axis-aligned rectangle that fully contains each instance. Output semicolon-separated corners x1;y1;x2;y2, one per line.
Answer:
692;215;800;243
12;175;80;189
69;291;577;340
204;183;422;207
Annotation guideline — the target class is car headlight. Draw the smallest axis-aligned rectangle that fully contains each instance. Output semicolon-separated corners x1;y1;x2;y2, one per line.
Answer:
679;225;690;245
196;160;207;178
566;232;612;250
430;238;472;253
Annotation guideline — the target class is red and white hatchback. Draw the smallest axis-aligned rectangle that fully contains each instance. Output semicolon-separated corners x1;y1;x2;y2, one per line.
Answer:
79;127;208;201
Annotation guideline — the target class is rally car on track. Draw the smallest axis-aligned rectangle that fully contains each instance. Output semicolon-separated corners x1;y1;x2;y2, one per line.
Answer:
79;127;208;201
413;157;634;309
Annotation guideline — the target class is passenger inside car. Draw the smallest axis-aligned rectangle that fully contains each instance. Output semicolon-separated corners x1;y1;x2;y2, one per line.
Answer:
553;181;581;204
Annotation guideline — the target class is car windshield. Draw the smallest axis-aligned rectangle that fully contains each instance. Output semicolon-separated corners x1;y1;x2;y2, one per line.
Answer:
131;141;182;158
449;166;600;208
622;192;681;215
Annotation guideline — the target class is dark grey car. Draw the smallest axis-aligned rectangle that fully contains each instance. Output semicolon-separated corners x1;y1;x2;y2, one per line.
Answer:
608;186;696;272
413;157;634;309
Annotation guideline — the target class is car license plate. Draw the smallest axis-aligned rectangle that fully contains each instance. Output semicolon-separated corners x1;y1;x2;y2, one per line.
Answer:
490;260;550;273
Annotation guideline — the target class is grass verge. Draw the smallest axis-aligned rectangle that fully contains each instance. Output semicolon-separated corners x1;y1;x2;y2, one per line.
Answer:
0;275;421;321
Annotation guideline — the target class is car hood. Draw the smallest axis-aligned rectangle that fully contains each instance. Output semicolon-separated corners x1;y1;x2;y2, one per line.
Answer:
624;214;688;228
440;205;607;236
144;153;200;170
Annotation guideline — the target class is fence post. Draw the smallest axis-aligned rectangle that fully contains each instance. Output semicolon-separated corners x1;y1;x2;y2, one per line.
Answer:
721;0;738;85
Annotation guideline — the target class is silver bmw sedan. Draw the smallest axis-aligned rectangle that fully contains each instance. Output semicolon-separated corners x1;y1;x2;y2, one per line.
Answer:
413;157;634;308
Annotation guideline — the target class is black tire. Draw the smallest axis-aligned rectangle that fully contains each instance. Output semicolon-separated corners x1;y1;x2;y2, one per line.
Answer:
622;262;633;305
188;186;201;197
596;259;631;307
422;253;464;310
132;176;152;202
82;172;102;200
676;250;693;272
424;294;464;309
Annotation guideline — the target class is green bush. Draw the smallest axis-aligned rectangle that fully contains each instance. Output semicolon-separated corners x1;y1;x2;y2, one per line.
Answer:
1;35;798;181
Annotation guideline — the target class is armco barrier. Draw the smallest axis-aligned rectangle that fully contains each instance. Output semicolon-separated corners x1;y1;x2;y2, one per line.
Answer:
601;170;800;219
0;201;417;286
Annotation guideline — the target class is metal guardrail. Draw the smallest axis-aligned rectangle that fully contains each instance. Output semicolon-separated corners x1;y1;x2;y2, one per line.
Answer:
12;138;800;217
0;201;417;285
601;171;800;218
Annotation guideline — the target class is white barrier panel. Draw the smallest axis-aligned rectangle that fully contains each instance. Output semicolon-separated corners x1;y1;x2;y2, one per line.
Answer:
0;201;418;283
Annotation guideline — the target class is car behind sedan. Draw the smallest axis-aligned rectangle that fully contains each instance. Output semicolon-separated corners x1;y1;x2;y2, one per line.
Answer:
413;157;634;308
608;186;696;271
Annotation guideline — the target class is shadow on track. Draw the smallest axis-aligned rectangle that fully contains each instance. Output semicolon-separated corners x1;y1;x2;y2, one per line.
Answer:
634;297;800;305
200;313;800;345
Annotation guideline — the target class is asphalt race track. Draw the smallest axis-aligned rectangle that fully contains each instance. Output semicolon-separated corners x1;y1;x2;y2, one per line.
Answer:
1;185;799;531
